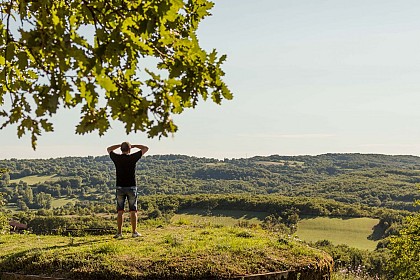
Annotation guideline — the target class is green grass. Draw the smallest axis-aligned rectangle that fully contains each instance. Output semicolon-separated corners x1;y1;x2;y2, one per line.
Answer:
295;217;379;251
331;271;378;280
173;209;268;227
9;174;59;185
205;162;227;166
51;198;77;208
4;198;76;212
3;203;18;214
0;223;332;279
255;160;305;167
175;212;379;251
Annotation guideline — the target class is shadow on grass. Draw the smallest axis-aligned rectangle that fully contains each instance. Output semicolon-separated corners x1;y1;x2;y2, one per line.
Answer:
0;238;104;275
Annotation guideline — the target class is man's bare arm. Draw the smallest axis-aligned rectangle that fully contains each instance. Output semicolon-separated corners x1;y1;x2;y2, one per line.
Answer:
107;144;121;154
132;144;149;155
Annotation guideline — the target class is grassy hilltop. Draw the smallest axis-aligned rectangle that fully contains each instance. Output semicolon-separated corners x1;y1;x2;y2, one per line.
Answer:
0;222;332;280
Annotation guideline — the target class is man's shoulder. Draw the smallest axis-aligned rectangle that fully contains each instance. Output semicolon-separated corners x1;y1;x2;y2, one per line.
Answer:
131;150;143;160
109;151;119;159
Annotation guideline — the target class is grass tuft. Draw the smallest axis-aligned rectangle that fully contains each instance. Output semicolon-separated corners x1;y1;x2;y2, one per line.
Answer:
235;230;254;238
163;234;183;247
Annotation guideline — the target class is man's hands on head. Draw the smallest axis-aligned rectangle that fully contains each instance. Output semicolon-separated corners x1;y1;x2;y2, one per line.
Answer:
107;144;149;155
132;144;149;155
107;144;121;154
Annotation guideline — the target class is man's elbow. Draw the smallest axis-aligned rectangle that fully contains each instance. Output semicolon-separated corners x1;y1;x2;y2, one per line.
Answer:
142;147;149;155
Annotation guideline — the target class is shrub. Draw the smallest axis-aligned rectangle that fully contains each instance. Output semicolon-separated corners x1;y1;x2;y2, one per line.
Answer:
0;212;8;234
387;210;420;280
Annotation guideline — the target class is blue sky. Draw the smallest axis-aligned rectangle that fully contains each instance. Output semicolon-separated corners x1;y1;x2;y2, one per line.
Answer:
2;0;420;159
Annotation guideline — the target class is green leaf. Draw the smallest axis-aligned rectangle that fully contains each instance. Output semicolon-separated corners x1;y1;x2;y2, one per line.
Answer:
5;44;15;61
79;82;99;108
40;119;54;132
51;10;60;26
28;70;38;79
221;85;233;100
17;52;28;70
79;81;86;96
65;91;73;105
208;50;217;64
97;75;118;92
218;54;227;66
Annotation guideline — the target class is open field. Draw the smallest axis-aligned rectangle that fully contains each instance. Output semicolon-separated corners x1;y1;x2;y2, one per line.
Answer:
173;211;379;250
295;217;379;251
205;162;227;166
51;198;77;208
173;209;268;227
10;175;59;185
3;203;18;214
255;160;305;167
5;198;77;212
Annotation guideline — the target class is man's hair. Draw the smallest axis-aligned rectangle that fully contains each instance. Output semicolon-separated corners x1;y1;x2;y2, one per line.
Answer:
121;142;131;153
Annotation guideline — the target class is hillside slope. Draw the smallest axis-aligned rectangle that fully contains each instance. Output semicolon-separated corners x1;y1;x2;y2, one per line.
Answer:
0;224;332;279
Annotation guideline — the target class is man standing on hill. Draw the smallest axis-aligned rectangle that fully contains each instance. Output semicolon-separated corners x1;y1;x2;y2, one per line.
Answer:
107;142;149;238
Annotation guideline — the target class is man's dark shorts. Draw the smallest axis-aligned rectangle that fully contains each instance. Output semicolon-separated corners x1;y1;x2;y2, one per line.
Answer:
116;186;138;212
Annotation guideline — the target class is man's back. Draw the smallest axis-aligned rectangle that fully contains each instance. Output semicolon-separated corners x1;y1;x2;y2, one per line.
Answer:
107;142;149;238
110;150;142;187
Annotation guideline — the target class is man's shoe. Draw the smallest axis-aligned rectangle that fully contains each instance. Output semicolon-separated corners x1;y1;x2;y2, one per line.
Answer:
113;233;123;239
132;232;142;238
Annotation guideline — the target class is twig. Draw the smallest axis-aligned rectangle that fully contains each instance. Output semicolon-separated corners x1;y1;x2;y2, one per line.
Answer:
5;5;14;99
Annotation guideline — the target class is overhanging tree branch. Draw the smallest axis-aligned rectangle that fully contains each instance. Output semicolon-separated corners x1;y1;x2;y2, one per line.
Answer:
0;0;232;149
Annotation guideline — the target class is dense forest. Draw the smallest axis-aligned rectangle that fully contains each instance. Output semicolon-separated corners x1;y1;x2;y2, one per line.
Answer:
1;153;419;213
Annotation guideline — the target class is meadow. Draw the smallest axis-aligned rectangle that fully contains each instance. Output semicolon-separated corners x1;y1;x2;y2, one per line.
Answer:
173;209;268;227
50;198;78;208
295;217;379;251
9;174;59;185
172;210;379;251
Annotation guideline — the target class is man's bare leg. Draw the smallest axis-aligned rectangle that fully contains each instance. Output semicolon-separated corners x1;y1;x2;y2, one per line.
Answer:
117;210;124;234
130;211;138;233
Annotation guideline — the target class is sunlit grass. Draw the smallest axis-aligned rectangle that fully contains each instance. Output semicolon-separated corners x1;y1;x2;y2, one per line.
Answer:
9;174;59;185
0;223;332;279
331;271;380;280
295;217;379;250
50;198;77;208
173;209;268;227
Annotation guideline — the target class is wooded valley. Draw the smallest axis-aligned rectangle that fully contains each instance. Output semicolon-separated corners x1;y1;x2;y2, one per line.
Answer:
1;153;419;212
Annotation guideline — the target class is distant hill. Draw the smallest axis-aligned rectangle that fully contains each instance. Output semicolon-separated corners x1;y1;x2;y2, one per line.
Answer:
1;153;419;212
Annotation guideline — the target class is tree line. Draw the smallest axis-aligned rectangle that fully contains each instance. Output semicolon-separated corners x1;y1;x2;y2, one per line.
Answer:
1;153;419;212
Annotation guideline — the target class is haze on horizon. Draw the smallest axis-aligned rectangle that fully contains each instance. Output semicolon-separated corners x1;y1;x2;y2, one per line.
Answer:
2;0;420;160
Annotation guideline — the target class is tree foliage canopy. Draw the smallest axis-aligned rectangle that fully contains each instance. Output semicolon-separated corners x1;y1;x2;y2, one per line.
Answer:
388;199;420;280
0;0;232;148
